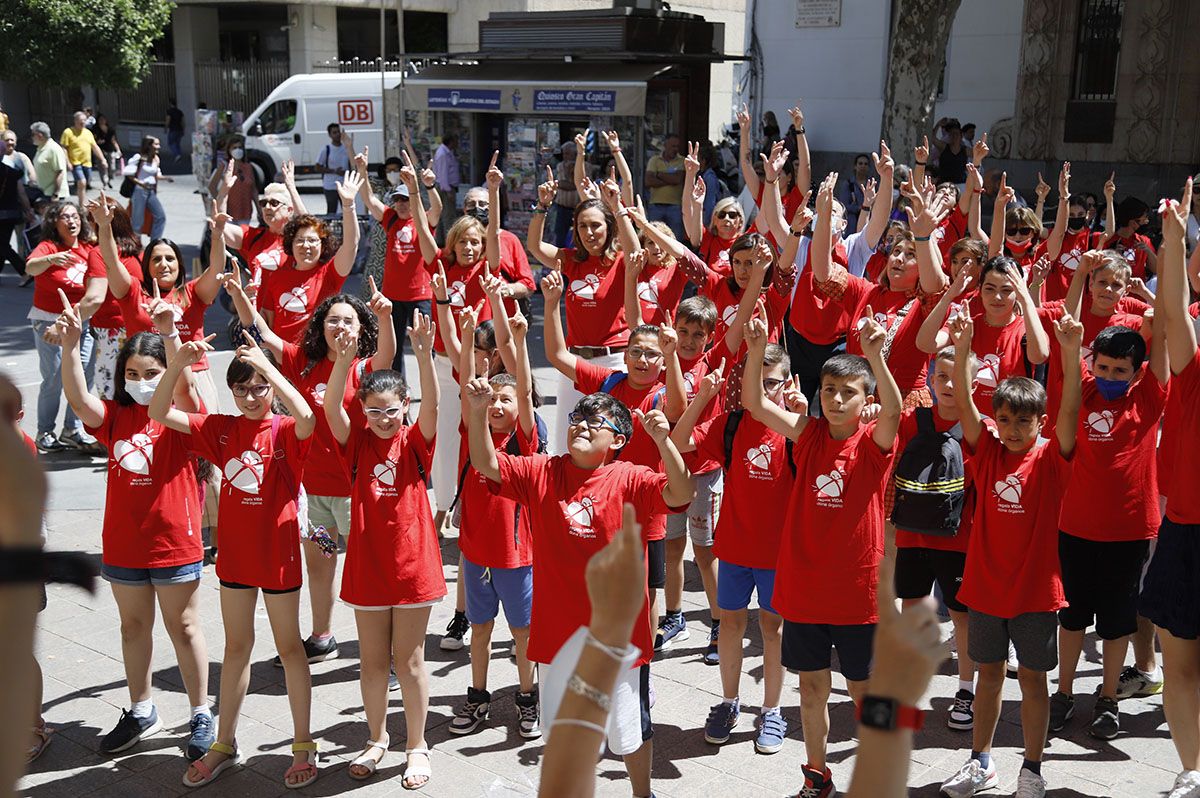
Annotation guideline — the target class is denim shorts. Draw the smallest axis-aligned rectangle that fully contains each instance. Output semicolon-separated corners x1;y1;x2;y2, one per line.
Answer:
461;555;533;628
102;560;203;587
70;164;90;185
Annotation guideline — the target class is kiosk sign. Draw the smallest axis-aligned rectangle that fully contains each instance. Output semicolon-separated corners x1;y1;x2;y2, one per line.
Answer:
427;89;502;109
533;89;616;113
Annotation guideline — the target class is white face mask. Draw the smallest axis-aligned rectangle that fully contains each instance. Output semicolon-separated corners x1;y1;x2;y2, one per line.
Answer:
386;172;402;186
231;147;245;160
126;376;162;406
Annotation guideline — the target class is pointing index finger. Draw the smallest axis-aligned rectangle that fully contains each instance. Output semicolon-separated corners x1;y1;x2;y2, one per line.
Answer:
368;274;378;296
489;150;499;170
58;288;72;313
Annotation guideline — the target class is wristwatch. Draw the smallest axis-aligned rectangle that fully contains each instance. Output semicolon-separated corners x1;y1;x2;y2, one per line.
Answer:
857;695;924;731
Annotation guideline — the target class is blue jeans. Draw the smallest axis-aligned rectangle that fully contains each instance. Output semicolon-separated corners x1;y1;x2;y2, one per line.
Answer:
647;202;684;241
167;129;184;159
131;186;166;240
32;318;94;435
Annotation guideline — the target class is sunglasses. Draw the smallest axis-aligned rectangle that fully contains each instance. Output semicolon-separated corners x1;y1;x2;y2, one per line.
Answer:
1006;226;1035;237
567;411;623;435
365;406;406;420
716;210;742;220
261;198;285;208
231;384;271;399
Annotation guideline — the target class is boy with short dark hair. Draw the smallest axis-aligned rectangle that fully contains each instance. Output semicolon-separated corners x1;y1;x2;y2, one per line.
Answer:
742;309;903;798
939;309;1084;798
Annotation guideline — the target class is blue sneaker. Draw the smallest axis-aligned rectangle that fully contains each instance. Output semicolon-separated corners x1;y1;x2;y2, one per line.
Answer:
704;699;739;744
755;710;787;754
703;622;720;665
186;712;216;761
654;611;690;651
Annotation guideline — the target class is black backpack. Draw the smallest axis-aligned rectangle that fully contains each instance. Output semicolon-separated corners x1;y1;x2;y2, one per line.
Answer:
721;409;795;476
890;407;966;536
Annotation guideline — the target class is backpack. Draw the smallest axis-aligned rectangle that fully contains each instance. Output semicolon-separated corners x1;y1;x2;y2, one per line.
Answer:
598;371;665;409
721;409;795;476
890;407;966;536
448;412;549;515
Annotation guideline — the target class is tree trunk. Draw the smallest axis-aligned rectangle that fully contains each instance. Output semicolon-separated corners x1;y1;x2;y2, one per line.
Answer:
880;0;964;161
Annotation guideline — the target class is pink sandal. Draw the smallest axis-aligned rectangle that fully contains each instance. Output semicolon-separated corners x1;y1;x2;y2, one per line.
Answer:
284;741;319;789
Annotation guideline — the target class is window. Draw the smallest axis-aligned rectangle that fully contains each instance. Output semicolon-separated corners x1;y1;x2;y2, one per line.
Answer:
1072;0;1123;101
258;100;297;135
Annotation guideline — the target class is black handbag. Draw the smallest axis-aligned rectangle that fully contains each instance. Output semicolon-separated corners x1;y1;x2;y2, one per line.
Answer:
118;177;135;198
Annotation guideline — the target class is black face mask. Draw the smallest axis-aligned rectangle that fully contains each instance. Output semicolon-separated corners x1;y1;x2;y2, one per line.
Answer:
467;207;488;224
1067;217;1087;232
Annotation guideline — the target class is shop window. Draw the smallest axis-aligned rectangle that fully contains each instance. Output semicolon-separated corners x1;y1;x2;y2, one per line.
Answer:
1065;0;1122;143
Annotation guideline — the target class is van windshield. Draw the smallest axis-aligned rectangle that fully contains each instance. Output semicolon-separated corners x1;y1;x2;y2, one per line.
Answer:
258;100;297;134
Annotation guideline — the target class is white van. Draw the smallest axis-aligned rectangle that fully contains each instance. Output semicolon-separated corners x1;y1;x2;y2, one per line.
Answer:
242;72;404;188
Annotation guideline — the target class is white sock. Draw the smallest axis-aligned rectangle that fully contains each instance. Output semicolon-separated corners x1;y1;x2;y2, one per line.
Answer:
192;705;211;718
1142;665;1162;679
959;678;974;694
762;705;780;716
130;699;154;719
722;697;737;707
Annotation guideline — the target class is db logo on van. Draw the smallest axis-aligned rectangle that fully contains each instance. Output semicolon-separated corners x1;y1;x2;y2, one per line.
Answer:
338;100;374;126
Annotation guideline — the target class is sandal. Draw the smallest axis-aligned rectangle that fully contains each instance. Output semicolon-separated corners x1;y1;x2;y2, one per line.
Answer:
348;734;389;781
284;741;319;789
182;741;243;788
27;722;52;765
402;747;432;790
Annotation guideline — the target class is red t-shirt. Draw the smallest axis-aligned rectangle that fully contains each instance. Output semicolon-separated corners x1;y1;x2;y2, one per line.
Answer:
935;208;969;264
1044;229;1103;303
338;423;445;606
678;349;725;476
627;259;688;328
962;313;1031;415
186;413;311;590
698;229;736;276
86;250;143;329
30;240;99;313
694;411;793;569
280;343;368;497
237;225;286;291
559;248;629;348
496;229;537;306
1163;349;1200;524
259;259;347;344
380;211;432;301
431;252;491;354
489;453;679;667
959;432;1071;618
788;239;852;345
118;280;212;371
458;424;536;569
773;420;893;625
893;408;975;553
1005;239;1048;277
684;251;792;346
86;402;203;568
1060;371;1166;541
1103;232;1154;280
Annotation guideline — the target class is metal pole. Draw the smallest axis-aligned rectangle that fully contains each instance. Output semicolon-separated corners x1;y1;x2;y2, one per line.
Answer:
380;0;386;161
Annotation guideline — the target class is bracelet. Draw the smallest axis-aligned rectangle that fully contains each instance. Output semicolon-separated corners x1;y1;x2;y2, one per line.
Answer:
914;235;932;241
765;177;778;184
797;125;806;135
549;718;607;735
532;205;549;214
165;330;180;340
610;147;621;153
915;161;926;166
435;298;451;306
585;629;637;662
567;673;612;712
974;189;985;195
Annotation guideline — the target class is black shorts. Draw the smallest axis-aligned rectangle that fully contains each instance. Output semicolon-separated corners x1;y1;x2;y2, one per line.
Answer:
647;538;666;590
781;620;875;682
785;324;846;409
220;580;301;595
1141;517;1200;640
894;546;967;612
1058;532;1149;640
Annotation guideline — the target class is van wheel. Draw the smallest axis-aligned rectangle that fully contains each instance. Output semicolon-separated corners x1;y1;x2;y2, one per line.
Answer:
247;156;273;191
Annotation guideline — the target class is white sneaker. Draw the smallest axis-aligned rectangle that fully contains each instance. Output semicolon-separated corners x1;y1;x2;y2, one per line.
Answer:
1006;641;1019;677
1014;769;1046;798
1168;770;1200;798
940;758;999;797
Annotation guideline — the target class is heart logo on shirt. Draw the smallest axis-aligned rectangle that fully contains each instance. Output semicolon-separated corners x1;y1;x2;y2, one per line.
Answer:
1086;410;1115;436
447;280;467;307
64;260;87;287
683;371;697;396
311;383;327;407
279;287;309;314
746;444;772;471
977;354;1001;388
716;248;730;264
637;279;659;305
720;303;738;328
223;450;265;494
372;460;397;486
565;497;595;529
993;474;1023;504
1062;248;1082;272
256;248;283;272
814;469;844;498
113;433;153;475
397;225;413;244
569;274;600;300
855;312;889;331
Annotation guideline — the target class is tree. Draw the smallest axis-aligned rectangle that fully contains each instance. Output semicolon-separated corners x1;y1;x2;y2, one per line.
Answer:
0;0;173;89
880;0;963;162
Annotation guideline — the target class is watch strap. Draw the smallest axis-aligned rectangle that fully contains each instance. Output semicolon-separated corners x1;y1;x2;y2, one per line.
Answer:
856;695;924;731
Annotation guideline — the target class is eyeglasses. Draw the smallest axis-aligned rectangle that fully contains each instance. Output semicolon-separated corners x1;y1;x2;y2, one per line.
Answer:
763;378;786;392
294;237;322;247
261;198;285;208
716;210;742;220
627;347;663;363
365;406;406;419
1006;226;1035;237
324;317;357;329
231;384;271;399
567;411;623;435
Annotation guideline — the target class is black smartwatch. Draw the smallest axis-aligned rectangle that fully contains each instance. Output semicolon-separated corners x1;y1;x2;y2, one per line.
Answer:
856;695;924;731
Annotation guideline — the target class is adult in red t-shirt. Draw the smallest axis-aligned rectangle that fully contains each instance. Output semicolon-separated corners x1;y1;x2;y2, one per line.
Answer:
88;201;145;399
56;303;211;757
153;336;320;789
622;241;688;330
683;141;746;276
220;174;303;290
1104;196;1156;281
26;200;106;452
989;174;1048;278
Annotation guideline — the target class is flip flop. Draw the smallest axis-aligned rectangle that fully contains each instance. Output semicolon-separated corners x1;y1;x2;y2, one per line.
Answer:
402;747;432;790
182;741;243;788
284;741;319;789
348;734;389;781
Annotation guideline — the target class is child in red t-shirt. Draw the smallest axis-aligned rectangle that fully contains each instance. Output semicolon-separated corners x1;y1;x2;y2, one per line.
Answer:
670;342;797;754
1052;323;1167;740
939;310;1083;798
465;383;694;798
151;335;319;789
323;310;442;787
742;312;903;798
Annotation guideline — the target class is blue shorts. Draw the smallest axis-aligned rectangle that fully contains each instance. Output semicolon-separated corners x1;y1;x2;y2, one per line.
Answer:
70;164;90;185
717;560;777;614
462;555;532;628
102;560;203;587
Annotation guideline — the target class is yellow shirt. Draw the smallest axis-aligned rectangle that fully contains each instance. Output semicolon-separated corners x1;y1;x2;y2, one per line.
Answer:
60;127;97;167
646;154;685;206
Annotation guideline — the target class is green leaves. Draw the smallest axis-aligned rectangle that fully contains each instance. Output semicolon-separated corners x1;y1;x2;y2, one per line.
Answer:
0;0;173;89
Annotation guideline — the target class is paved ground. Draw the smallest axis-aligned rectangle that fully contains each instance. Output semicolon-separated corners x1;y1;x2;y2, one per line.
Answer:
4;176;1186;797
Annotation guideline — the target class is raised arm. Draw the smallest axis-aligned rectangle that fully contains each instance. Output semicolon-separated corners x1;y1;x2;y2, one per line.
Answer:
736;104;761;198
903;181;951;294
354;147;387;221
1161;179;1198;374
196;212;233;305
1014;265;1051;364
149;339;215;435
622;248;647;328
988;172;1014;259
364;275;395;372
1032;172;1051;228
323;330;358;445
810;172;838;284
1103;172;1116;239
948;314;984;447
681;141;704;247
408;310;437;444
509;310;536;438
602;129;635;208
668;362;725;454
912;136;930;190
220;268;285;361
1148;288;1169;386
527;166;561;269
281;159;309;216
757;142;790;244
540;271;578;382
1053;314;1083;457
332;170;363;277
1045;163;1071;260
54;290;105;428
964;164;988;245
465;377;501;482
600;173;640;259
1064;250;1103;324
573;132;588;190
624;202;695;265
237;332;316;441
723;243;772;354
399;152;439;268
639;408;694;507
789;104;811;196
864;141;896;249
916;269;973;354
858;312;902;451
741;317;808;440
418;158;443;229
658;314;688;422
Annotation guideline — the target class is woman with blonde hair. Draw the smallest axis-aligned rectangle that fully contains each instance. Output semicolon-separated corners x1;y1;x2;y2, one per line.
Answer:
683;141;746;274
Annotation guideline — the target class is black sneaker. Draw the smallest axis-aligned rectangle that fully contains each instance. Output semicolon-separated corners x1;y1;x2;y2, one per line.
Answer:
186;712;215;761
440;611;470;651
947;688;975;730
99;707;163;754
35;432;65;453
273;635;338;667
1089;696;1120;740
59;428;106;456
449;687;491;735
1049;691;1075;732
516;690;541;739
